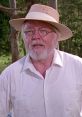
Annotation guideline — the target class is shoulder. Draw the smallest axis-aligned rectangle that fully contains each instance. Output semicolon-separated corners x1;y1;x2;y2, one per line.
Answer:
58;50;82;63
0;56;26;77
57;50;82;70
0;56;28;88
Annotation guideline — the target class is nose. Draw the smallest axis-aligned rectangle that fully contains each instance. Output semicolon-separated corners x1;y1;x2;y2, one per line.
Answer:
32;30;41;40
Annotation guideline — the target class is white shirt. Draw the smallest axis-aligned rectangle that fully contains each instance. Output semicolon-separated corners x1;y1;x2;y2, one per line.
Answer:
0;50;82;117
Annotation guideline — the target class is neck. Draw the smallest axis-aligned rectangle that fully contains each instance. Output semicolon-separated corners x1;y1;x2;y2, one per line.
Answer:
30;53;54;78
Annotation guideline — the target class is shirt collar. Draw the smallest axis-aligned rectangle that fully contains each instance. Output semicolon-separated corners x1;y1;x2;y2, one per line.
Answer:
22;54;35;71
52;49;63;67
22;49;63;71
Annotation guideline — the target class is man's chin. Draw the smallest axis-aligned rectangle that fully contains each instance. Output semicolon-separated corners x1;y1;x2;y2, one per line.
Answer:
32;47;44;54
29;51;48;61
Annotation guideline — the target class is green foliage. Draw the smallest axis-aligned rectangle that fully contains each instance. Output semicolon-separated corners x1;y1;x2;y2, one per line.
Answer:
0;54;11;73
0;0;9;6
16;0;48;9
0;12;10;55
58;0;82;57
0;0;10;55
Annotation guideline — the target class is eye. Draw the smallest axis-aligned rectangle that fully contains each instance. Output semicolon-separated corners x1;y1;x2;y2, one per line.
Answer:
39;29;49;36
24;30;33;36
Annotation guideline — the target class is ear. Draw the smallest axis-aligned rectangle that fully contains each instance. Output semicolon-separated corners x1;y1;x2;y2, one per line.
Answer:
56;30;61;41
53;31;59;49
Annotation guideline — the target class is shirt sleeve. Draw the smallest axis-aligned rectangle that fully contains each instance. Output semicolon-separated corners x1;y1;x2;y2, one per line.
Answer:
0;69;12;117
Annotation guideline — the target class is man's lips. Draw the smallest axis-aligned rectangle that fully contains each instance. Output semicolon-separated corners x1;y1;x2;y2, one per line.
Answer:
30;40;45;49
32;44;44;47
31;41;45;48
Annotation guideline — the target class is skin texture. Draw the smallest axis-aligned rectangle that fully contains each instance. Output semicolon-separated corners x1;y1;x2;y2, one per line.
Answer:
21;20;59;77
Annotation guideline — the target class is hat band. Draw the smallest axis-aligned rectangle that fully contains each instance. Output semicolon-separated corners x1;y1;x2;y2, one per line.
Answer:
25;12;58;23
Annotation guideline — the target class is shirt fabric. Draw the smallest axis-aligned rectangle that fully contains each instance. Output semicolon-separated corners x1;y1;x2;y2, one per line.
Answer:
0;50;82;117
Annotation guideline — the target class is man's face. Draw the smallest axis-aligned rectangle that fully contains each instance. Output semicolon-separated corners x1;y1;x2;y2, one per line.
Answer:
22;20;58;60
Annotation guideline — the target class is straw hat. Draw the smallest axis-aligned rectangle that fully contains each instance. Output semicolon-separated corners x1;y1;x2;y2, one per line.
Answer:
9;4;73;41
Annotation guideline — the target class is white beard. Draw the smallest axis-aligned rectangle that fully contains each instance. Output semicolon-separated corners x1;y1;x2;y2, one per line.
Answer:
28;48;54;61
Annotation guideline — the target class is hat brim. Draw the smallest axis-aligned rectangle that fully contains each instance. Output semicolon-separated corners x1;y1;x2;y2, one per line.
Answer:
9;13;73;41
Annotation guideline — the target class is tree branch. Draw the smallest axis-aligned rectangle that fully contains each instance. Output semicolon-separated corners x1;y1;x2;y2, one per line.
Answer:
0;4;21;17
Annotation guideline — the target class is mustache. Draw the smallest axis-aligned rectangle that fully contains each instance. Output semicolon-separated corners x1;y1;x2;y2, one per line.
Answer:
31;40;45;46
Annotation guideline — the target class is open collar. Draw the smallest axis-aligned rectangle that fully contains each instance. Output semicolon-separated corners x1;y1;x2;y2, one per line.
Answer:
22;49;63;71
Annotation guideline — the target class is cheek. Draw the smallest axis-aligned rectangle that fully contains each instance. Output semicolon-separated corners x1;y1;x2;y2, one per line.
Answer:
48;39;57;48
44;32;57;41
24;35;32;44
44;33;58;47
23;38;30;48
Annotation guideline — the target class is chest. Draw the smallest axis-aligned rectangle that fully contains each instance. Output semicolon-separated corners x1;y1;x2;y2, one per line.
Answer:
10;67;82;117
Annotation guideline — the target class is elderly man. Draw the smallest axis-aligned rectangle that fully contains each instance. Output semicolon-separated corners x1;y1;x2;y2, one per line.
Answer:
0;4;82;117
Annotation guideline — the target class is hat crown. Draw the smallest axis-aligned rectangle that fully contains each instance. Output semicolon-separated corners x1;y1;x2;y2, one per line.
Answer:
9;4;72;40
26;4;59;23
